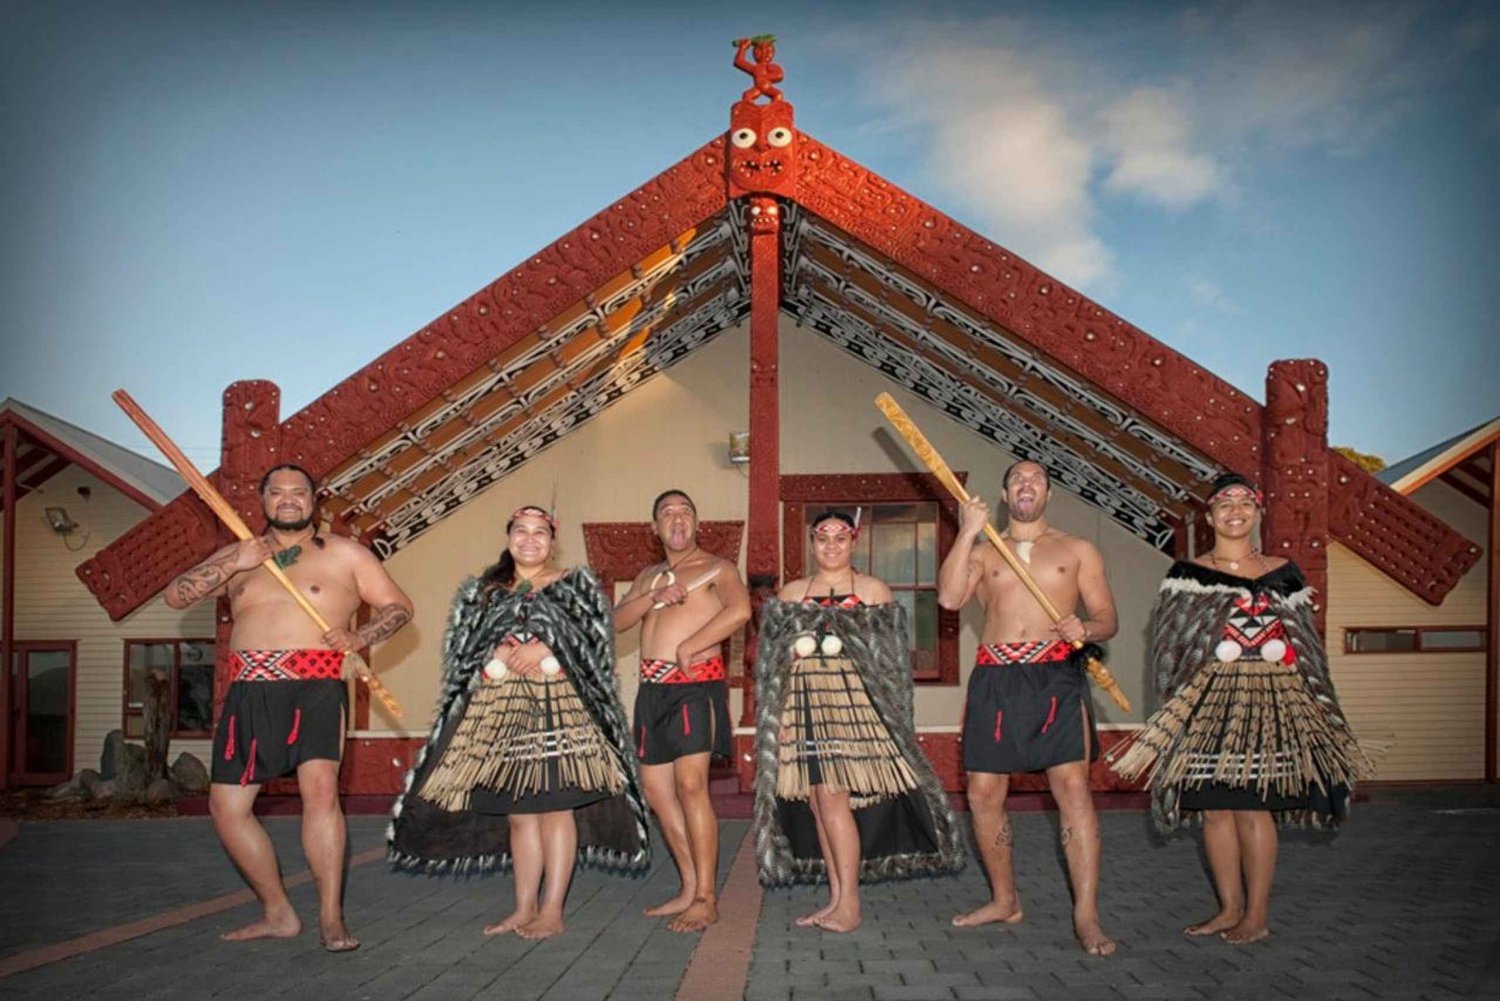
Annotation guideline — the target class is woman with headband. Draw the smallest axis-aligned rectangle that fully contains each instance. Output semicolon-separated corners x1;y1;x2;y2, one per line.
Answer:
753;510;964;932
389;506;649;940
1112;473;1369;944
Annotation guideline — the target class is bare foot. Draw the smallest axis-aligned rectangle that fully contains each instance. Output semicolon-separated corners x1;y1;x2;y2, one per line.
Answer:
221;908;301;942
516;913;565;940
1222;920;1269;944
1075;918;1117;957
814;904;861;933
951;899;1024;928
1185;909;1243;936
643;890;695;917
795;900;837;927
319;924;360;954
666;897;719;933
483;909;537;937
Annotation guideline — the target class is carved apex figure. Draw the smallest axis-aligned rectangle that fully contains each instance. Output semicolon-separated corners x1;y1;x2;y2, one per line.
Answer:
728;35;795;199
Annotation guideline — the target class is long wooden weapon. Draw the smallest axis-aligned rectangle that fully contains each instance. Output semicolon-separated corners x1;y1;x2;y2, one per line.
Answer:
875;393;1131;712
114;389;404;718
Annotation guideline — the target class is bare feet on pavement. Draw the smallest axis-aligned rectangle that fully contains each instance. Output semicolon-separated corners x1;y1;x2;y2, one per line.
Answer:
483;909;537;936
1185;909;1243;936
221;907;301;942
1222;920;1269;944
643;890;695;917
795;900;837;927
1075;917;1117;956
318;918;360;953
813;904;861;933
667;896;718;933
951;898;1024;928
516;913;565;940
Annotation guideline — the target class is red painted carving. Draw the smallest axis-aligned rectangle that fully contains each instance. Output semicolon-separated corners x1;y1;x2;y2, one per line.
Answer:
789;132;1477;602
781;472;965;685
728;37;795;200
1262;361;1329;634
80;140;731;621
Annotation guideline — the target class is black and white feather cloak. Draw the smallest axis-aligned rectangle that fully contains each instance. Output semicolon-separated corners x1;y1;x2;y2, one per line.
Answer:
752;598;966;886
387;566;650;875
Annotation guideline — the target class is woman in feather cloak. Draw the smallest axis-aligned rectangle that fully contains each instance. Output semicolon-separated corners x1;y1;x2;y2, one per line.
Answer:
1111;473;1370;944
753;510;964;933
387;506;649;940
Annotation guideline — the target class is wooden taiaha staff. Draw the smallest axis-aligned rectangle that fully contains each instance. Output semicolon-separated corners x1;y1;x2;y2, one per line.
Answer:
875;392;1132;712
113;389;404;718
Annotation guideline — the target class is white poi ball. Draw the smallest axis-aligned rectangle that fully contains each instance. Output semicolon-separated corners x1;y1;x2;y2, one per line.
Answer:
1260;638;1288;663
540;655;562;677
1215;640;1244;664
820;634;844;657
483;658;509;680
793;634;818;659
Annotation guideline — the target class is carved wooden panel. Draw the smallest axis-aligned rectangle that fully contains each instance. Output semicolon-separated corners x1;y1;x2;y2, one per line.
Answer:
1261;361;1329;633
582;520;745;590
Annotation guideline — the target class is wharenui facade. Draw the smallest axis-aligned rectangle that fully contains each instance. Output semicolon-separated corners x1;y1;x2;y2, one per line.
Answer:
54;41;1487;794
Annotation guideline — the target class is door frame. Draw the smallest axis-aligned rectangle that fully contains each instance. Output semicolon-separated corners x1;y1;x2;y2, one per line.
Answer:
9;640;77;785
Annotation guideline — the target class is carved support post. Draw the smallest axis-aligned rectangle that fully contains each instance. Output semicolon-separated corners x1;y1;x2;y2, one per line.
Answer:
213;381;282;722
1262;360;1329;636
742;195;783;726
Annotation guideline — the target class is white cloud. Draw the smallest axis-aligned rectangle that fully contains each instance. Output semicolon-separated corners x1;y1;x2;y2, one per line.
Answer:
1101;86;1228;208
1187;274;1243;315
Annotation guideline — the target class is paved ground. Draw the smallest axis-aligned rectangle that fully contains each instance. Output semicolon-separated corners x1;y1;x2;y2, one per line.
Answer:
1;788;1497;1000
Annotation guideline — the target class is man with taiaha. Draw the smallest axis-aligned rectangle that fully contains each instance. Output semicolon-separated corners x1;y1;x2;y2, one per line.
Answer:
1110;473;1370;943
388;505;649;940
165;464;413;952
939;460;1118;956
614;489;751;932
753;510;964;933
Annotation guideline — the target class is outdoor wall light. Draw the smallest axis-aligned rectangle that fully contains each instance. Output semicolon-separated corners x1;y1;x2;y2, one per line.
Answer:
44;507;78;535
728;431;751;464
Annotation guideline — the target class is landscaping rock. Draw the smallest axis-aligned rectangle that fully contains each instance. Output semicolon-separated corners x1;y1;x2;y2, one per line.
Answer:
113;740;148;795
144;778;175;805
170;752;210;795
100;730;124;780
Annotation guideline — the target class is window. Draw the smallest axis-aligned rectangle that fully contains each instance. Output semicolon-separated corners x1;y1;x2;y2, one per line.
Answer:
123;640;215;738
1344;627;1486;655
782;473;963;684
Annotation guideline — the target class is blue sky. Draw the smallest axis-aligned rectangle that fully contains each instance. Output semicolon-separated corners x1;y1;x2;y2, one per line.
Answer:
3;0;1496;471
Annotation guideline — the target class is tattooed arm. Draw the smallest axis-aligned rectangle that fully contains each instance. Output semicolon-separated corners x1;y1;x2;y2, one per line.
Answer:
163;538;272;609
320;539;415;652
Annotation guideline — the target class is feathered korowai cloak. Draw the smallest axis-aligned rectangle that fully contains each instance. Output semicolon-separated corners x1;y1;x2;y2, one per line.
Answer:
387;567;649;876
753;599;965;886
1111;561;1372;833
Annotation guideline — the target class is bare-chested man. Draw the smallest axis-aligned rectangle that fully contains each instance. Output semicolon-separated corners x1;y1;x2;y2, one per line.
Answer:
938;460;1118;956
165;464;412;952
613;489;750;933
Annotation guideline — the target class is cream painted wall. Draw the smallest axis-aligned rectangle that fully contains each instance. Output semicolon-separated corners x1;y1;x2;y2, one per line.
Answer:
3;465;214;777
375;317;1169;734
1325;480;1492;780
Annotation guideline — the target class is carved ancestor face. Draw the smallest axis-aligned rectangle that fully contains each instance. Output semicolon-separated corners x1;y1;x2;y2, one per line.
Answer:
727;99;796;199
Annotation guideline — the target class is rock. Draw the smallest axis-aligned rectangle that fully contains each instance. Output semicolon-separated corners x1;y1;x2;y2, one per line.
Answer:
76;768;102;798
100;730;124;780
92;779;116;800
144;778;175;805
113;741;148;795
170;753;210;795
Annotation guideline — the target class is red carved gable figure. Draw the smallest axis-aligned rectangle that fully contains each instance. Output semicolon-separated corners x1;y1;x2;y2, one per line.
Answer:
728;35;796;199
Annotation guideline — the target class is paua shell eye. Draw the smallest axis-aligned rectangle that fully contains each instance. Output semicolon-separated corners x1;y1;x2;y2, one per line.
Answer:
731;128;757;149
767;126;793;148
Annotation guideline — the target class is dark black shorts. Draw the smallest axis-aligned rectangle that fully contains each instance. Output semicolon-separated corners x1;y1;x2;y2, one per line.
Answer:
211;679;347;786
632;680;730;766
962;659;1097;775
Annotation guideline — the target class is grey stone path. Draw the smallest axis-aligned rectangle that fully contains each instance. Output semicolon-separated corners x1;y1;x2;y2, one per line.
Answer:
1;790;1497;999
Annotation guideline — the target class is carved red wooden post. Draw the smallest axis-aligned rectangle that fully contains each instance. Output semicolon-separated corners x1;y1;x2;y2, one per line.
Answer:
213;381;282;722
729;37;797;726
1262;360;1330;636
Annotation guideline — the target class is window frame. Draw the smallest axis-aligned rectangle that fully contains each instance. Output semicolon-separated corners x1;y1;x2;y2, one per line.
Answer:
1343;626;1488;655
782;472;964;685
122;638;216;739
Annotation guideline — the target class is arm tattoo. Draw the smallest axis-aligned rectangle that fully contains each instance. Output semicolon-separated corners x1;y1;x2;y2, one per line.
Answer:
993;820;1013;848
356;603;412;646
170;552;237;606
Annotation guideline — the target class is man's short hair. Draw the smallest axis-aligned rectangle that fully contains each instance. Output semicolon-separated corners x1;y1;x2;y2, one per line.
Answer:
652;489;696;518
1003;460;1050;488
258;463;317;495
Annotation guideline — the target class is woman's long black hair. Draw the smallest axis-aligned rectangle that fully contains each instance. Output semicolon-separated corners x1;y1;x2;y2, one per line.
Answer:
478;506;554;596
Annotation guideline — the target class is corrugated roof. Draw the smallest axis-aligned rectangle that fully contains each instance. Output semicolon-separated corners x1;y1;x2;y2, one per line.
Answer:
0;398;184;504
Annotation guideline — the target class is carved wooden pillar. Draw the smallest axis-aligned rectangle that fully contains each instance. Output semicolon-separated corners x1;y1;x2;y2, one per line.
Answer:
213;381;282;722
1262;360;1329;635
727;40;796;727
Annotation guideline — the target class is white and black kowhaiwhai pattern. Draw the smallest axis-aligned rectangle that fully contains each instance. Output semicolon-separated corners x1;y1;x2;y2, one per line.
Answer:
752;599;966;886
387;566;650;876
